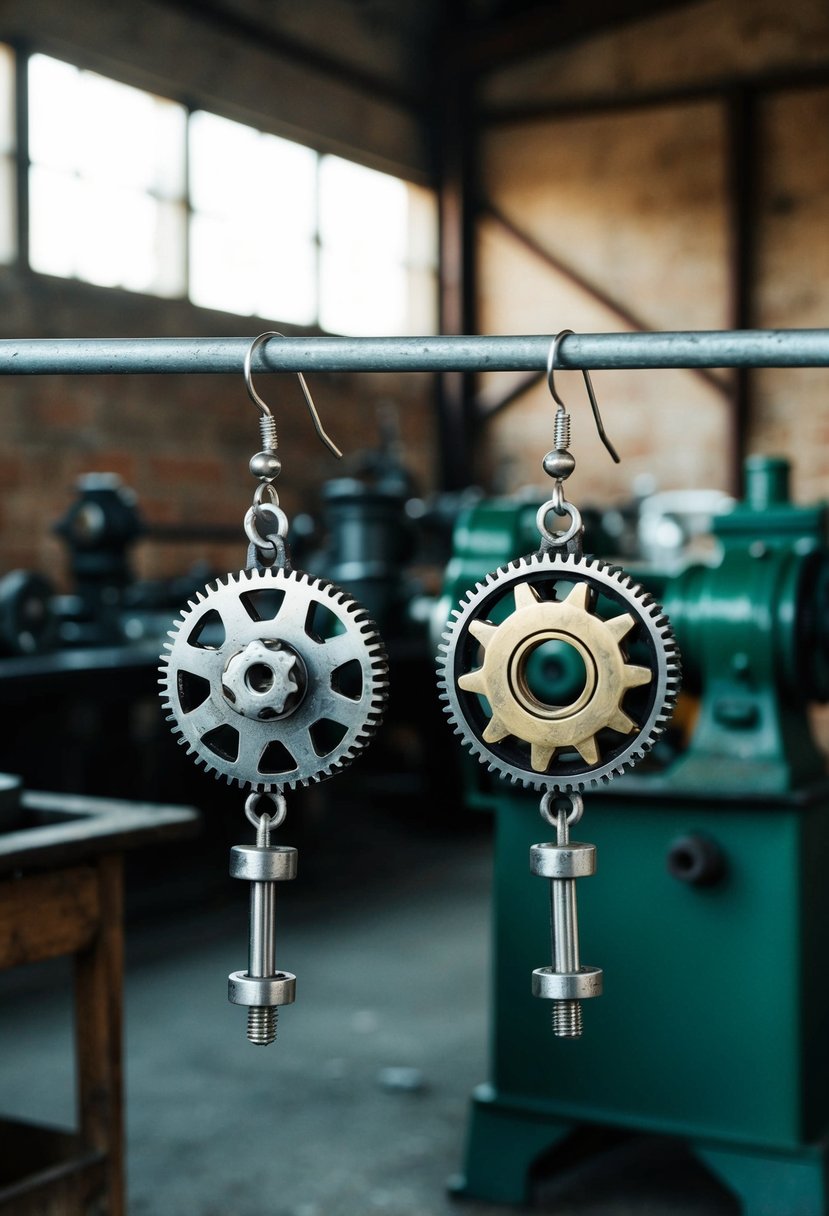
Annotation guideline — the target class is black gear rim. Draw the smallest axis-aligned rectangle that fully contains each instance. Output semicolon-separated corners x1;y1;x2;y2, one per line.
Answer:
436;552;680;792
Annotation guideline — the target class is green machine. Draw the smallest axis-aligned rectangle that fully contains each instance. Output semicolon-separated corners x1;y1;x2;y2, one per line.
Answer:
441;456;829;1214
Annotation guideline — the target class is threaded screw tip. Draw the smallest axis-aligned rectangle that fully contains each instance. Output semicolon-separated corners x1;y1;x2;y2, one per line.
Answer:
552;999;583;1038
247;1005;277;1046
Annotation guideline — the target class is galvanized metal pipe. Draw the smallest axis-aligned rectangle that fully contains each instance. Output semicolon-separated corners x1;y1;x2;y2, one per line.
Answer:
0;329;828;375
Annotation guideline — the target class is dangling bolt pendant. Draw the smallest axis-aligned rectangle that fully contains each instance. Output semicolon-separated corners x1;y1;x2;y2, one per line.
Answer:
228;794;297;1045
531;793;602;1038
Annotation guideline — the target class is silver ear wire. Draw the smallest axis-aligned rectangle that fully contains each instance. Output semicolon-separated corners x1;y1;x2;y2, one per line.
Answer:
547;330;620;464
244;330;343;460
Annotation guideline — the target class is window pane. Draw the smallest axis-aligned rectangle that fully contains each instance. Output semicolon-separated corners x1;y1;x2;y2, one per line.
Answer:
189;211;316;323
28;53;186;296
0;44;15;155
188;111;318;321
77;71;185;197
254;132;316;234
29;166;81;278
189;110;259;215
30;165;184;295
29;55;80;173
189;212;255;316
319;248;406;336
254;236;316;325
0;158;14;262
319;156;408;258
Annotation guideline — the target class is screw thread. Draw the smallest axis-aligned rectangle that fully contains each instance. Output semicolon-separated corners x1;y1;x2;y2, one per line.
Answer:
552;999;583;1038
247;1005;277;1046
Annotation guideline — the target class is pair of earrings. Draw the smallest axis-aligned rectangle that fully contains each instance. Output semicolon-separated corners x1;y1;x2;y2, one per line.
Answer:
159;331;679;1045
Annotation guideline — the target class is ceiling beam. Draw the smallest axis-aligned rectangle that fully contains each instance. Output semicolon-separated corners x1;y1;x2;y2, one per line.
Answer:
467;0;703;73
153;0;427;112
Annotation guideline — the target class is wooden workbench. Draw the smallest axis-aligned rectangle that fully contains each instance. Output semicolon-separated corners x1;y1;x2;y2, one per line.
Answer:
0;786;198;1215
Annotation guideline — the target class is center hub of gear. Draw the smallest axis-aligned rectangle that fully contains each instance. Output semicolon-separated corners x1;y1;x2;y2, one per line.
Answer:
221;639;306;721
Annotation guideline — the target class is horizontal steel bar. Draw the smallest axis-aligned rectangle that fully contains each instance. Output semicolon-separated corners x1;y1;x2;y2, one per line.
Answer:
0;330;827;375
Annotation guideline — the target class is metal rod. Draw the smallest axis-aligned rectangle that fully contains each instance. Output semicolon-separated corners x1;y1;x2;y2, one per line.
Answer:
249;883;275;979
0;330;828;376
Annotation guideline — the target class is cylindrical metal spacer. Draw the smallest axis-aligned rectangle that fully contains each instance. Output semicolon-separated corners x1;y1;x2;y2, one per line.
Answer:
532;965;603;1001
530;841;596;879
229;844;298;882
248;1005;277;1046
228;970;296;1008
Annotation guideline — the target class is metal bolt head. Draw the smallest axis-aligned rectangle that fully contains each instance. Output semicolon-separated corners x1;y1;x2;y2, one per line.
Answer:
542;449;576;481
222;639;305;720
250;450;282;480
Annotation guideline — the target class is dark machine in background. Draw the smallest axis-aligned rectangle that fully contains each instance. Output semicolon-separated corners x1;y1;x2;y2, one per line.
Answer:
0;441;469;834
443;456;829;1216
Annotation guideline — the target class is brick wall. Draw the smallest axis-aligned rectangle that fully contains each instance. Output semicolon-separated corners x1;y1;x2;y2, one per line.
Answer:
0;272;437;588
477;0;829;513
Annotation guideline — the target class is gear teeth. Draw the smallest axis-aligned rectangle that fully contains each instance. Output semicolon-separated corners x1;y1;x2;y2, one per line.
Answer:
158;565;388;792
436;550;681;793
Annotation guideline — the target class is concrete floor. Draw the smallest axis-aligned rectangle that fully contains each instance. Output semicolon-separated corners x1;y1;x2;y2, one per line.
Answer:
0;798;738;1216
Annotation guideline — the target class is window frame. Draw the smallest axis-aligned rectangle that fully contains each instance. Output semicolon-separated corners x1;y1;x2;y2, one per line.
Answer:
11;43;437;336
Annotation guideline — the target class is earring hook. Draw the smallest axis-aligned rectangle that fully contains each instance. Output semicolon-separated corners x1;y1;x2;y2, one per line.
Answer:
546;330;620;464
244;331;343;460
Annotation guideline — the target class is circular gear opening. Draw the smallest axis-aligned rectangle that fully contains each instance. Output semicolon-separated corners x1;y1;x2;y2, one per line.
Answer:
437;553;680;792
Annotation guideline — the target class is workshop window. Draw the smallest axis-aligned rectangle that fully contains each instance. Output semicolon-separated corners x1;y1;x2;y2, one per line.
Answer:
318;156;436;336
188;110;318;324
0;44;15;264
28;54;187;295
23;52;437;334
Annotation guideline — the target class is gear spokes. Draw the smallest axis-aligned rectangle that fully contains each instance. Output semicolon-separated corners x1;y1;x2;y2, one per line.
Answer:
458;579;653;772
159;567;388;791
437;553;680;792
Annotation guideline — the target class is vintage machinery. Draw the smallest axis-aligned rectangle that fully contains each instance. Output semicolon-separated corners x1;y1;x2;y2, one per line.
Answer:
442;455;829;1216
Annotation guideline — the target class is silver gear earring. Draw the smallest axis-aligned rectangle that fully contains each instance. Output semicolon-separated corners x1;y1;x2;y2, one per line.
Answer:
160;332;388;1044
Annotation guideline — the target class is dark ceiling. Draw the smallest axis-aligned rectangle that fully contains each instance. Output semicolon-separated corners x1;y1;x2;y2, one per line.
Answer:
157;0;703;111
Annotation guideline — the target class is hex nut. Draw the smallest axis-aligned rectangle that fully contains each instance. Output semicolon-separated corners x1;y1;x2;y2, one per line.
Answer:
228;970;296;1008
230;844;298;882
530;841;596;879
532;965;603;1001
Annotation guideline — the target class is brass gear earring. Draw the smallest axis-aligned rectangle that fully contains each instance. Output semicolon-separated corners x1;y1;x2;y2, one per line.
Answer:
160;333;389;1044
437;330;680;1036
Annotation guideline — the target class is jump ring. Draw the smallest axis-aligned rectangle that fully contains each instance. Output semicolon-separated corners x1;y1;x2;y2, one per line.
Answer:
536;499;582;547
540;790;584;828
245;791;287;830
253;481;280;507
244;503;289;550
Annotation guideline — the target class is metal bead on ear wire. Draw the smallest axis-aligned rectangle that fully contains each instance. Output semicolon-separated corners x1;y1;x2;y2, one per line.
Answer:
159;332;388;1044
437;330;679;1037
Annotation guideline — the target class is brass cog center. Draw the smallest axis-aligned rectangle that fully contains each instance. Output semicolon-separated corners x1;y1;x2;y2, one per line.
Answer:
458;578;653;772
509;631;597;720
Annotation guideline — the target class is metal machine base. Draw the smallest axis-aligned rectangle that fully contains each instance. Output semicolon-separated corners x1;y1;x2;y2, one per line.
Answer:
453;787;829;1215
453;1087;829;1214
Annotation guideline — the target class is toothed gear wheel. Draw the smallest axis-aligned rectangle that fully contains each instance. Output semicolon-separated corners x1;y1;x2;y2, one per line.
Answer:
159;568;388;791
437;553;680;792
